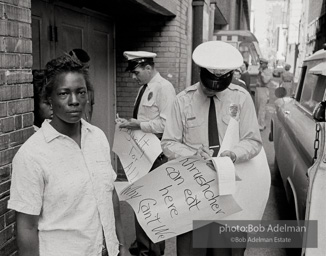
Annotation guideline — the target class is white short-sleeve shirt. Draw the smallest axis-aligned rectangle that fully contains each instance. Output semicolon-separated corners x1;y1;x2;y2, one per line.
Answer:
8;120;119;256
136;72;176;134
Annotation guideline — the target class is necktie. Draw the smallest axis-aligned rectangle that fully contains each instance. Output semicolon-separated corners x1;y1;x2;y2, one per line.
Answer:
133;84;147;119
208;96;220;157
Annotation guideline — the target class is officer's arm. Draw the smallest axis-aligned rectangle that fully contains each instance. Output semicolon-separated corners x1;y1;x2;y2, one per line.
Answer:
231;92;262;162
140;84;176;134
161;98;196;159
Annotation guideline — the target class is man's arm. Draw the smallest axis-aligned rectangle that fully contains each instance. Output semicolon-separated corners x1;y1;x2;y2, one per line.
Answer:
231;92;262;162
161;97;197;159
118;85;176;132
140;83;176;134
16;212;39;256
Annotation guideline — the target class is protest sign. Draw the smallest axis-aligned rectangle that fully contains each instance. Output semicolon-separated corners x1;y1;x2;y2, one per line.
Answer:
214;117;271;222
119;156;242;243
118;116;270;243
211;157;236;195
112;124;162;183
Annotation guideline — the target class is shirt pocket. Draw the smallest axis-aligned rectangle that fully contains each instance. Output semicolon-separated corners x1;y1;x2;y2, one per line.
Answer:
142;96;157;112
222;114;231;126
185;116;205;145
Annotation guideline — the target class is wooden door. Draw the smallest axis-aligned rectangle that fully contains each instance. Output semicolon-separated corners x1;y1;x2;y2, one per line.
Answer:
31;0;54;69
54;6;89;57
88;16;115;148
31;0;117;167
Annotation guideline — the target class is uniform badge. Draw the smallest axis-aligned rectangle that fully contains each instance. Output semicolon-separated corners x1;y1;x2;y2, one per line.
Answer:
148;92;153;101
229;103;239;119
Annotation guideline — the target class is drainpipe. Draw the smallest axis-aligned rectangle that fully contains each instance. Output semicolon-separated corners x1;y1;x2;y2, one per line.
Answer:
192;0;213;83
229;0;237;30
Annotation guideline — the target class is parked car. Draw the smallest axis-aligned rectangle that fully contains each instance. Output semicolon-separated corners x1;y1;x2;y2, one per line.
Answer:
270;45;326;222
303;116;326;256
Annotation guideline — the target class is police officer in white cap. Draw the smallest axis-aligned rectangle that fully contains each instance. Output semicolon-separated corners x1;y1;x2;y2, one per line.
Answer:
161;41;262;256
117;51;176;256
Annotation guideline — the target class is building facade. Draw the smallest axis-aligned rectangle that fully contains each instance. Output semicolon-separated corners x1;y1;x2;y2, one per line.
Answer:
290;0;325;81
0;0;250;254
305;0;326;55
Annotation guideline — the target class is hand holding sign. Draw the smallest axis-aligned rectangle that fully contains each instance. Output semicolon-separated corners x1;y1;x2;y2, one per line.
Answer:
112;124;162;183
119;156;242;243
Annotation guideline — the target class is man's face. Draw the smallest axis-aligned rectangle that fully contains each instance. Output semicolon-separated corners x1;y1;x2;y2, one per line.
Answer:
233;70;241;79
131;65;151;85
199;82;217;97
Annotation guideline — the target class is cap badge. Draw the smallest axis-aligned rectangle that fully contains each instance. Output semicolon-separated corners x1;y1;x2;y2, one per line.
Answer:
148;92;153;101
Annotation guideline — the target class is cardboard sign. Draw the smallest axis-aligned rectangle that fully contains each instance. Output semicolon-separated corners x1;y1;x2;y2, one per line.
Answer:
118;116;270;243
119;157;242;243
112;125;162;183
212;117;271;222
211;157;236;195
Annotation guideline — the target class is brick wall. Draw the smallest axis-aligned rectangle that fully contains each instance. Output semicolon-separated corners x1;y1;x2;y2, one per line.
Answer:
115;0;192;120
0;0;33;255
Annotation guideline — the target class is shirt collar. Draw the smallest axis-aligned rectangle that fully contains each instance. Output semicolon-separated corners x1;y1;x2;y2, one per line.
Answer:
147;72;161;88
196;82;228;101
41;119;94;143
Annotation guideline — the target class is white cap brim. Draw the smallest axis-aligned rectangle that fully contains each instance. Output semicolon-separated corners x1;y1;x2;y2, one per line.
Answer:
192;41;243;70
123;51;157;61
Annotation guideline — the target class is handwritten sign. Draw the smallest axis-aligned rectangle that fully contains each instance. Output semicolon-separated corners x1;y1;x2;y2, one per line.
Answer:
119;156;242;243
211;157;236;195
214;116;271;222
112;124;162;183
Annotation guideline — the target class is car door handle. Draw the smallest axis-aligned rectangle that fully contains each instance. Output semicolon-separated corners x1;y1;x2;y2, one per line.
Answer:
284;110;290;115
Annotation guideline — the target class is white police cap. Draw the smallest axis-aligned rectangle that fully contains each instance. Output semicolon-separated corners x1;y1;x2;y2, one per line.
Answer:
192;41;243;75
123;51;157;71
123;51;157;60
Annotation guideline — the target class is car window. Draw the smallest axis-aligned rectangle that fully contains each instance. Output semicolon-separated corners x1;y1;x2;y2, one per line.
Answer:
299;60;326;113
